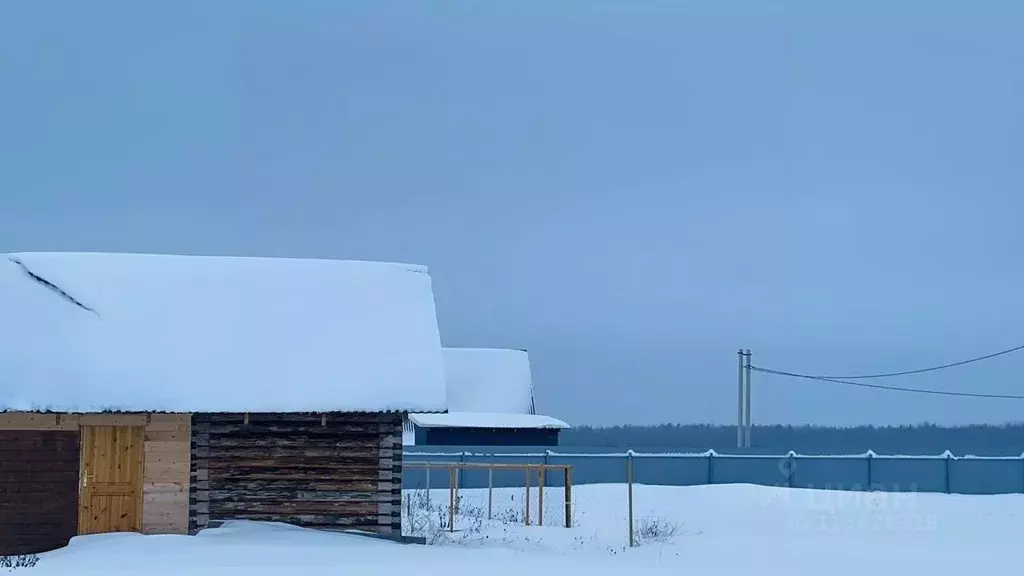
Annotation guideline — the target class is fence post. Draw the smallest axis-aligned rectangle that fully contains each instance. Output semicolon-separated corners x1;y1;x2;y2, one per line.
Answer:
944;451;952;494
544;449;552;488
425;466;431;509
627;450;635;547
707;450;715;484
487;467;494;520
866;450;874;490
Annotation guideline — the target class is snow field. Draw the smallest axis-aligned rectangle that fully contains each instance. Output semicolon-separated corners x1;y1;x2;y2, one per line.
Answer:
20;483;1024;575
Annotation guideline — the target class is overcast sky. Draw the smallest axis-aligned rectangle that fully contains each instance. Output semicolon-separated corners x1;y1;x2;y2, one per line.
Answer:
3;1;1023;427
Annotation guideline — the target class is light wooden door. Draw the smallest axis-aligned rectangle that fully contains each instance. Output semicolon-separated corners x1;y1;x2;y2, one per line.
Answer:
78;425;144;535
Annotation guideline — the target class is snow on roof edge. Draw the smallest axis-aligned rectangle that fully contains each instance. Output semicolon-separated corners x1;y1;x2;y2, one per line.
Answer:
7;251;430;275
443;346;528;352
0;409;417;415
408;412;570;430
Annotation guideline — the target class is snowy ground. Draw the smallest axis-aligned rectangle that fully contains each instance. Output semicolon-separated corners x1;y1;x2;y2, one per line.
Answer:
21;483;1024;575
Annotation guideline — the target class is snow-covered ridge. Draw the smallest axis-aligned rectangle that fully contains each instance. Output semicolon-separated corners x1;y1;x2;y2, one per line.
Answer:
0;251;447;413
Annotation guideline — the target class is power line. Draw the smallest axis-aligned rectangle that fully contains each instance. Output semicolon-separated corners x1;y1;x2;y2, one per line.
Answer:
751;365;1024;400
773;344;1024;380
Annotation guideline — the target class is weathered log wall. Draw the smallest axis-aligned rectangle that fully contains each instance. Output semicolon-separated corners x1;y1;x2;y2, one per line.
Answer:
189;412;403;535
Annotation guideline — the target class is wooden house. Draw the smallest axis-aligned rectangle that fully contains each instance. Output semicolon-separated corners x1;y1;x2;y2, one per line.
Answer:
403;348;569;447
0;252;447;555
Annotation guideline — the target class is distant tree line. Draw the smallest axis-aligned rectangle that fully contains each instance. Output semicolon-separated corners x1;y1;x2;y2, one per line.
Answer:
560;423;1024;456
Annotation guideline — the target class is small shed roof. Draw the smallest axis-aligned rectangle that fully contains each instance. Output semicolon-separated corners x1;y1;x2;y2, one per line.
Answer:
442;348;535;414
0;252;447;413
407;347;569;430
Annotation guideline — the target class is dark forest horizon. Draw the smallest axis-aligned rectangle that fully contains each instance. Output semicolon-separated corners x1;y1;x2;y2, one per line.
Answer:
561;422;1024;457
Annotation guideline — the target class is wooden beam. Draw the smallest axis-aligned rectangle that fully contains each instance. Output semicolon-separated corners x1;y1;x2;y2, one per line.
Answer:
80;414;148;426
537;467;544;526
0;412;78;430
565;467;573;528
448;467;456;532
403;462;572;471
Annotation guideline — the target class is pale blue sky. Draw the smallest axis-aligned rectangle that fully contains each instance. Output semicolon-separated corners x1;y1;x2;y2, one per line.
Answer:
3;2;1023;426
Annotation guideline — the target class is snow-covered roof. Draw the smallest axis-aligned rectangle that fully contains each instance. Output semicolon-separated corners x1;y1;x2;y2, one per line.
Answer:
0;252;447;413
408;412;569;429
442;348;535;413
406;347;570;430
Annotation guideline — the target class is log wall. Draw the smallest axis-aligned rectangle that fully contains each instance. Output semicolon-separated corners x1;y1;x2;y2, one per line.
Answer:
189;412;403;535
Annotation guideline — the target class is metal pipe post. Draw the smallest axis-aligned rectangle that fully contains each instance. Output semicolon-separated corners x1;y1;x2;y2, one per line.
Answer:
627;453;635;547
487;468;494;520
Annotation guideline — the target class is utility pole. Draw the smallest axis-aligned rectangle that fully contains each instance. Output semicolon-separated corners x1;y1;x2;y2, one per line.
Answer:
737;349;745;448
743;349;752;448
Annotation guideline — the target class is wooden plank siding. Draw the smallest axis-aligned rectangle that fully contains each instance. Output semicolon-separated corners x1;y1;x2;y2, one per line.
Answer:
189;412;404;535
141;415;191;534
0;412;192;546
0;430;80;555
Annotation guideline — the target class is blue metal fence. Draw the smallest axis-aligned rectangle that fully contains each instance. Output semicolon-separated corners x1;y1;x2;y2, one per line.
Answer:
403;446;1024;494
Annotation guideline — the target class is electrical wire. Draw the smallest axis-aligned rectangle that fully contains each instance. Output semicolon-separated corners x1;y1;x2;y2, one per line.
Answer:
772;344;1024;380
750;365;1024;400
